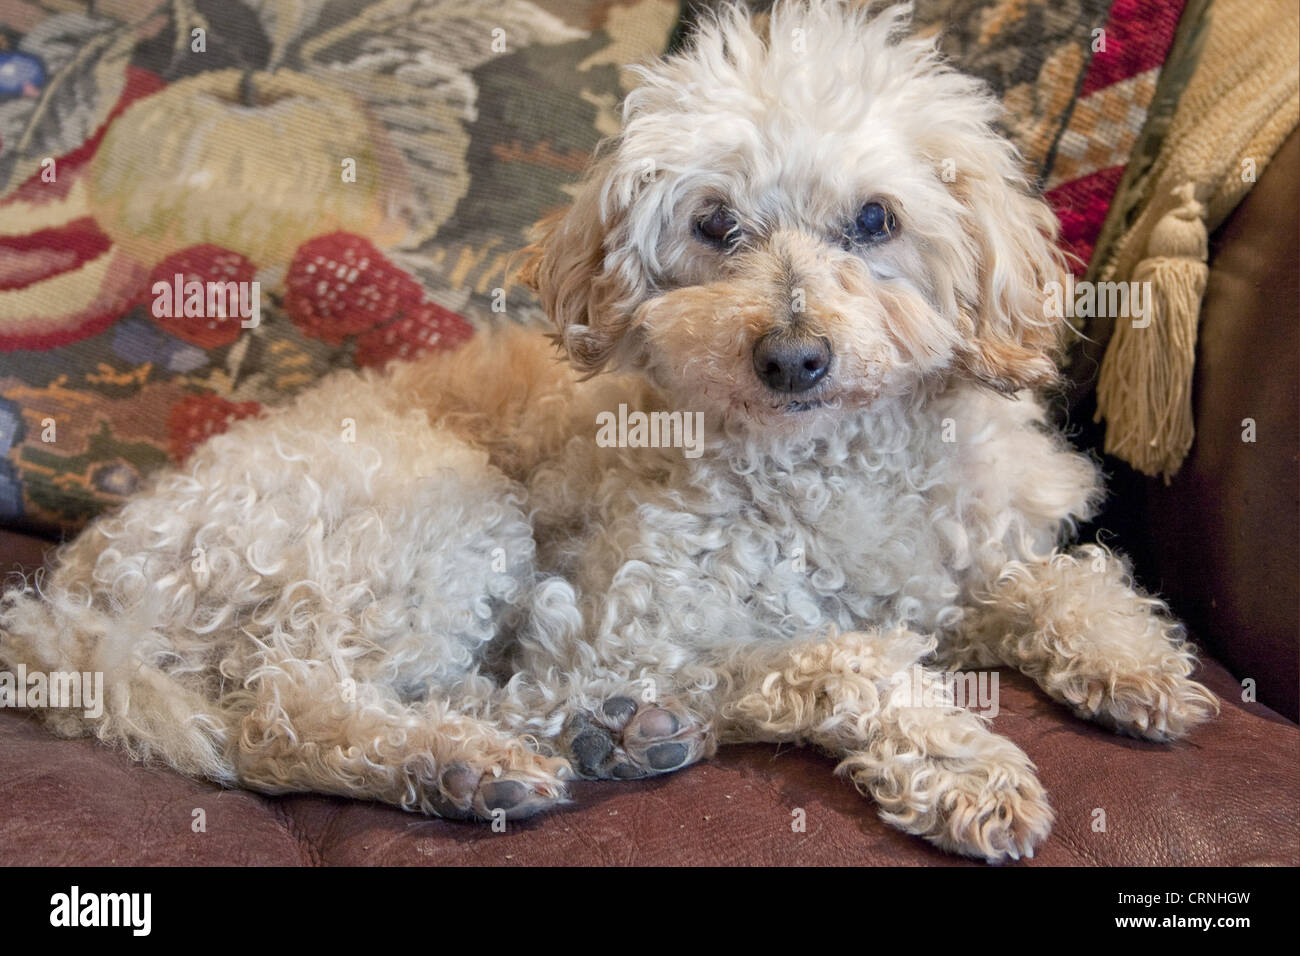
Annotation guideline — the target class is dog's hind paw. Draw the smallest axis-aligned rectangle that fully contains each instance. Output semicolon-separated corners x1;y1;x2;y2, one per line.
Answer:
563;694;711;780
431;754;569;821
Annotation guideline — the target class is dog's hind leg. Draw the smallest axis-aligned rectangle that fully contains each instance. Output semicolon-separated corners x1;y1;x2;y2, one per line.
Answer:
0;542;239;783
1;365;560;812
715;627;1052;863
234;664;570;820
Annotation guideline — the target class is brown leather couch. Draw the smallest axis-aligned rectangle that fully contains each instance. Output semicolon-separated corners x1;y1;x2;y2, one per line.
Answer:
1;136;1296;868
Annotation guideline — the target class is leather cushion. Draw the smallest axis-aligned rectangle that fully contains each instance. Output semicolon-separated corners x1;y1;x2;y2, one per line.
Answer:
1;561;1294;867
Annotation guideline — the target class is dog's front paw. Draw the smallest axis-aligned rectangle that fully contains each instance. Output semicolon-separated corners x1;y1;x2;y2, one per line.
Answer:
1060;666;1219;742
853;736;1052;863
934;765;1054;863
563;694;711;779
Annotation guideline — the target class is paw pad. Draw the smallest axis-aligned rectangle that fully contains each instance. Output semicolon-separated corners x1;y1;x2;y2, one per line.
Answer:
433;761;565;821
563;695;709;780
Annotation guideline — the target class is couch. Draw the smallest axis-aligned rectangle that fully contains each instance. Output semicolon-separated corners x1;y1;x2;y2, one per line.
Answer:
0;0;1296;866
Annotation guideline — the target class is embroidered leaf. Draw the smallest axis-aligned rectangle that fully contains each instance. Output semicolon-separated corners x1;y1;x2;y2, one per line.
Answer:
0;12;136;193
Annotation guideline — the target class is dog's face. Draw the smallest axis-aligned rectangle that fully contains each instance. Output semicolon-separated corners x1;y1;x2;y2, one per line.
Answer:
522;1;1066;431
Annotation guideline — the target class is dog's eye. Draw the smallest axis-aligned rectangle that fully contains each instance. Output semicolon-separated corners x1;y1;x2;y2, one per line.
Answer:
847;201;896;245
695;207;740;250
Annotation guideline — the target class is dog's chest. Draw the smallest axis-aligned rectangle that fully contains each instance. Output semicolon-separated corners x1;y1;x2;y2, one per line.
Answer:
719;442;962;637
563;419;969;646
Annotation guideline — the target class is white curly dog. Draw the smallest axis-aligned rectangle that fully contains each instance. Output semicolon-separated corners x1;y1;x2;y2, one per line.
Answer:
0;1;1217;862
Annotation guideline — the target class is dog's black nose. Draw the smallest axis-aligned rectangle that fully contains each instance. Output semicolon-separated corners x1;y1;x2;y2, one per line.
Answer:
752;333;831;393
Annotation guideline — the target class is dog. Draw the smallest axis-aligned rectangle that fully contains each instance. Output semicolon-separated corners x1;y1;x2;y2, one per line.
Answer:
0;0;1218;862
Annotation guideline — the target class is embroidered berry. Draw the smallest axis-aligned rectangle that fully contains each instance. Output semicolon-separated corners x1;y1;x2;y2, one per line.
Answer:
146;245;258;348
167;392;262;463
354;301;474;369
284;233;423;344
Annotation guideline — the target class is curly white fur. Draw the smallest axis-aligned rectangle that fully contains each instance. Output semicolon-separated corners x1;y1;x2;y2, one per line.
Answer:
0;1;1216;862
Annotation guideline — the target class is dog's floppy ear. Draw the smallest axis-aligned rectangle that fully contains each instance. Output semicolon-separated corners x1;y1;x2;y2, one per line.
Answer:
517;158;639;375
949;144;1068;393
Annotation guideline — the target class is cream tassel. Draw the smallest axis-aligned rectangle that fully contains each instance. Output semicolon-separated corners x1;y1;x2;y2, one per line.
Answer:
1095;183;1209;482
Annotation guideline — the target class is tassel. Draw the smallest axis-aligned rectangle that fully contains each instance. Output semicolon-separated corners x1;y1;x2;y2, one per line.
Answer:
1095;183;1209;482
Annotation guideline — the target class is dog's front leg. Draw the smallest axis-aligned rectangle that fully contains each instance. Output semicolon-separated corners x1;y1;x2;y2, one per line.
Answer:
948;544;1219;740
715;628;1052;862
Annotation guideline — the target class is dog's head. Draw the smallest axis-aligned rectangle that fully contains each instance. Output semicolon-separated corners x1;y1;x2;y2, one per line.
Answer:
520;0;1066;430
